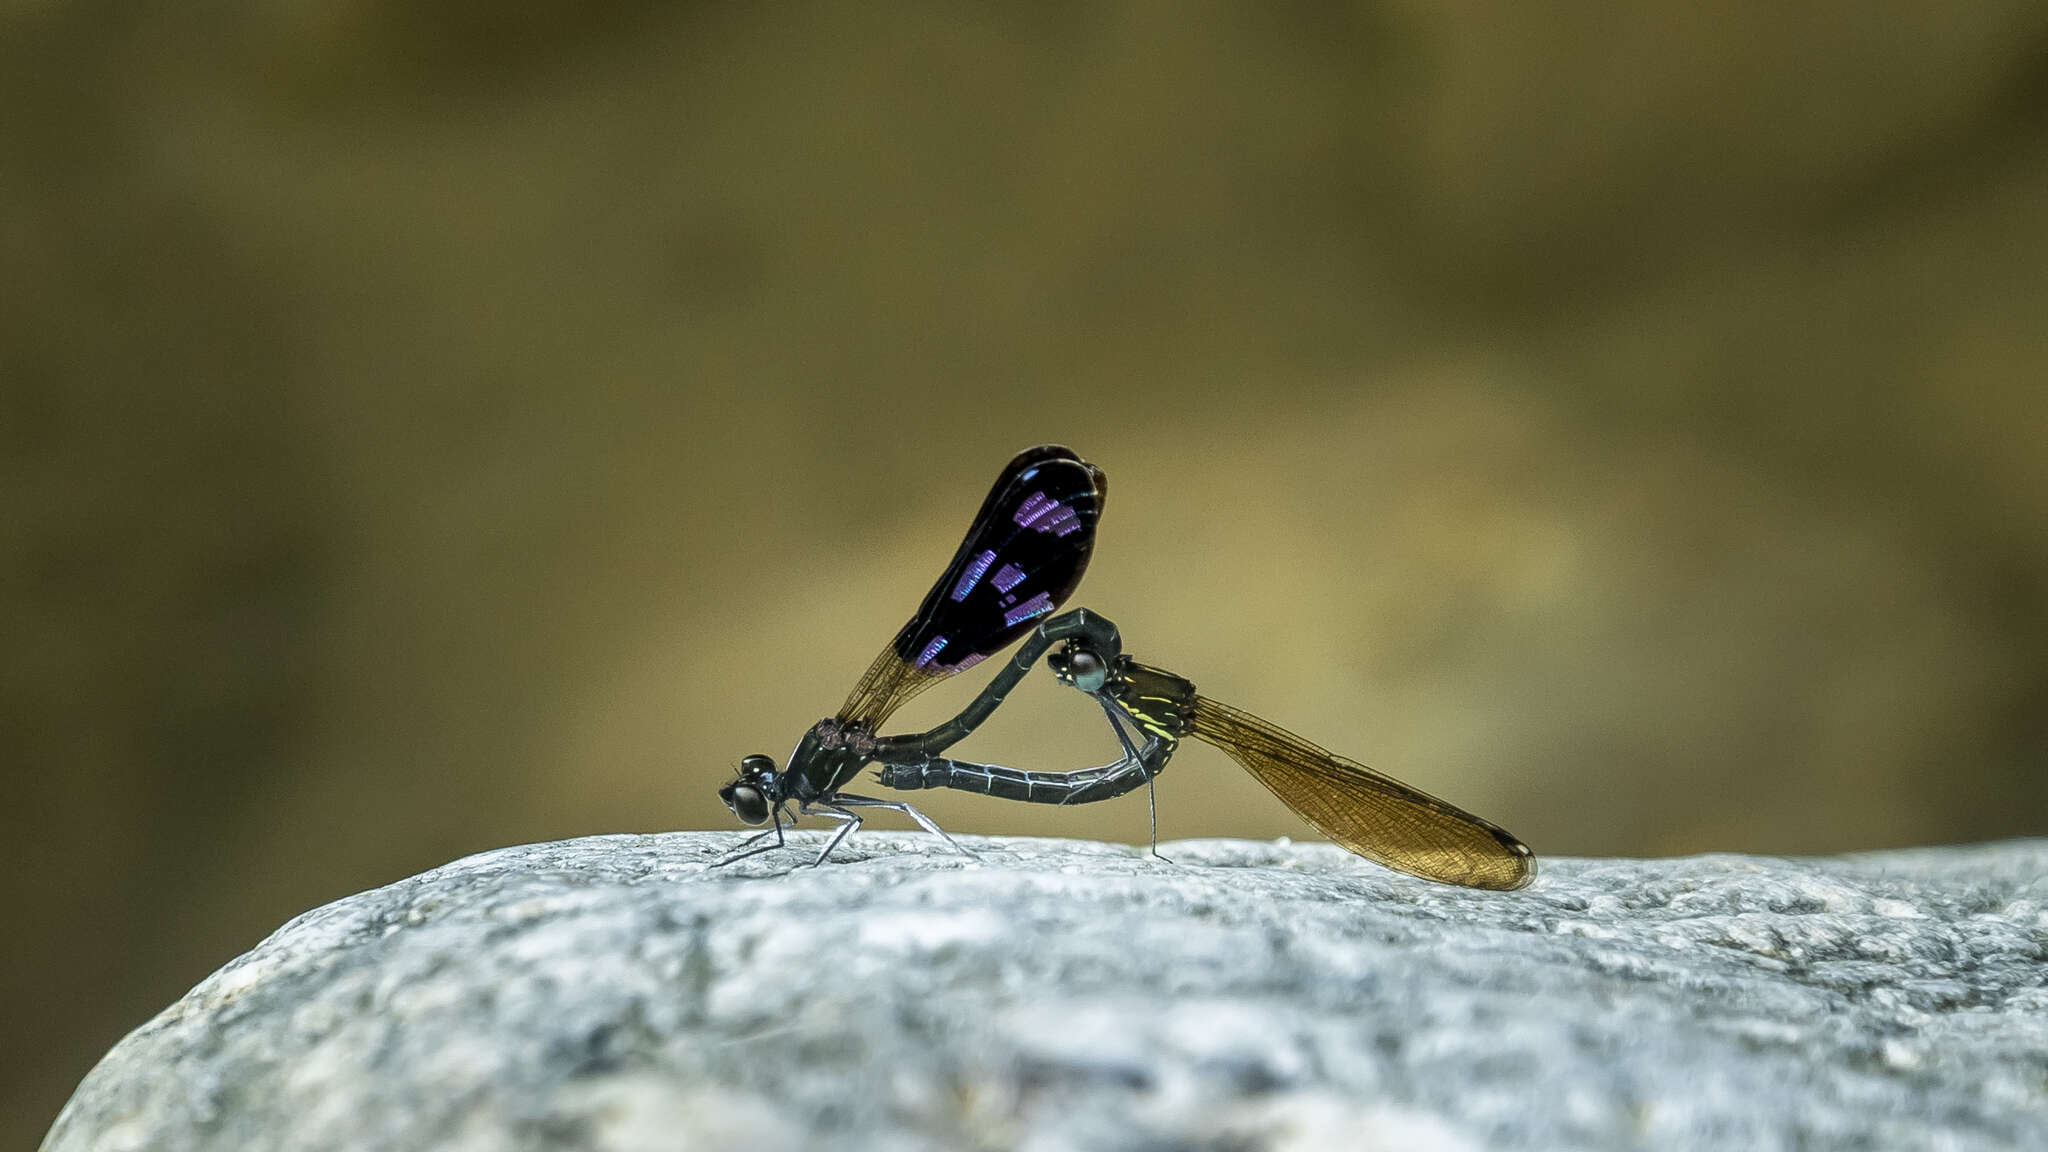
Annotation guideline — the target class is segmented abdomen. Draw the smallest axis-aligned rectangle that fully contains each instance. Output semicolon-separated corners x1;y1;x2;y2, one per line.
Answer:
875;755;1159;806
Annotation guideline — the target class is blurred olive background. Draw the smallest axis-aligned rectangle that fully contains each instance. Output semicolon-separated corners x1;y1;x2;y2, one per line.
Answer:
6;0;2047;1143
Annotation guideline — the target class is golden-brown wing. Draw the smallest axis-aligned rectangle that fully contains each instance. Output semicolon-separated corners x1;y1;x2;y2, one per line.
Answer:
1191;695;1535;890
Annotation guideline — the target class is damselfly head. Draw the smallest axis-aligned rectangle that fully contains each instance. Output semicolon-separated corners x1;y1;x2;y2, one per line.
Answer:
720;754;779;825
1048;642;1111;693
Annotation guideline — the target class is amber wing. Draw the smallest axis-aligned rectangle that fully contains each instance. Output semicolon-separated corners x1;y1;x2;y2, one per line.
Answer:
1191;696;1534;889
837;445;1107;730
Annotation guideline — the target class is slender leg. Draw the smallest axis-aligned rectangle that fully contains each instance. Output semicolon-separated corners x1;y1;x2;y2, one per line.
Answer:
1058;695;1151;807
809;805;862;867
1095;696;1142;760
1143;773;1170;862
1084;697;1169;860
714;806;791;866
834;793;975;858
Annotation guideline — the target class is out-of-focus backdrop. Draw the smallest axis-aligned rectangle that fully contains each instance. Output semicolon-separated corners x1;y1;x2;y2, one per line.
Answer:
6;2;2046;1144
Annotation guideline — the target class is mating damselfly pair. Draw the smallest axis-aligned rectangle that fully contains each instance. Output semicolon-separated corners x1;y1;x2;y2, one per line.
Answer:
717;446;1534;890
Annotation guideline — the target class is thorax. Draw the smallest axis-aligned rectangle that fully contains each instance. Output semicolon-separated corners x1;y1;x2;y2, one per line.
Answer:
785;717;878;802
1106;660;1198;740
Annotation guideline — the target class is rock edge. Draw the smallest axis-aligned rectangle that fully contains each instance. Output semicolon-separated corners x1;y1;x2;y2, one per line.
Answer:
44;833;2048;1152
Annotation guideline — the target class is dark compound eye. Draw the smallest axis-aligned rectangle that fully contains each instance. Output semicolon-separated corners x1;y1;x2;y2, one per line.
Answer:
739;754;777;777
726;783;771;826
1060;646;1109;692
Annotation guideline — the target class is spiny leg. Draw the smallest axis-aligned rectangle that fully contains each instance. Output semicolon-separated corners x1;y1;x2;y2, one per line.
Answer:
714;806;791;867
834;793;975;858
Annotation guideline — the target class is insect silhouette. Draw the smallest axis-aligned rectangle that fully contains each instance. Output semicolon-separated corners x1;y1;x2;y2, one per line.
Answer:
718;445;1534;889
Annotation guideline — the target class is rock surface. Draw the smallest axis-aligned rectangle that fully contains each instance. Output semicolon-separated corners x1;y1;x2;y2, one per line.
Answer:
43;833;2048;1151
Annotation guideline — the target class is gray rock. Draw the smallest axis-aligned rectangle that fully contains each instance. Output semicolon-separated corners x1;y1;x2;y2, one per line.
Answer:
42;834;2048;1152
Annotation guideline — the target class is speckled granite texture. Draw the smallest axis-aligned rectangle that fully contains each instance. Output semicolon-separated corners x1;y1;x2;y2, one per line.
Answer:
43;834;2048;1151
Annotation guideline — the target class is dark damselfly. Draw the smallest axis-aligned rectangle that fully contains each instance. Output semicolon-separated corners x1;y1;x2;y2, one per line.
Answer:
717;446;1534;890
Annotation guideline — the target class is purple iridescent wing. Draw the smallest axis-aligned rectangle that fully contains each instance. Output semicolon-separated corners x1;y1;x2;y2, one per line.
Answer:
837;445;1107;730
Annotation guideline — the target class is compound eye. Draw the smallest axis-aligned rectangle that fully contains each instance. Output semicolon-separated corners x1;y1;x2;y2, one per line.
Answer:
727;783;771;826
1063;647;1109;692
739;753;777;776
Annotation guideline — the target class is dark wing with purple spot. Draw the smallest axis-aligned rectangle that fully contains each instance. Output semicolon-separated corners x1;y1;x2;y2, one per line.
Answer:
837;445;1107;729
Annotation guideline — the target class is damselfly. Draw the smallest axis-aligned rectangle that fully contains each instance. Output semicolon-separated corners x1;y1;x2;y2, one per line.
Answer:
718;446;1534;889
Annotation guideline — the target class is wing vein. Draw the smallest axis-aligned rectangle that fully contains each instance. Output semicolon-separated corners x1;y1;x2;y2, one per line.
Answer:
1191;695;1534;889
